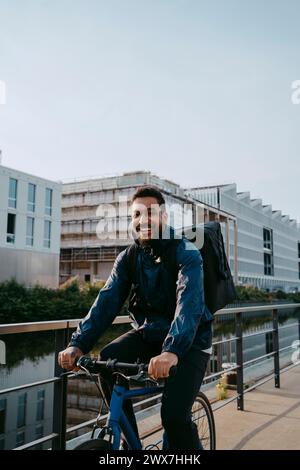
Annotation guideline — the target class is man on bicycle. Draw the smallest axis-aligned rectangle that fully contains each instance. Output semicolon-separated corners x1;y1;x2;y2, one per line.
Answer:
58;185;213;450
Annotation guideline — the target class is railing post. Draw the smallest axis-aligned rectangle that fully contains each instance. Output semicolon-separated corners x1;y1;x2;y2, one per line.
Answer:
298;308;300;343
272;309;280;388
52;328;69;450
235;312;244;411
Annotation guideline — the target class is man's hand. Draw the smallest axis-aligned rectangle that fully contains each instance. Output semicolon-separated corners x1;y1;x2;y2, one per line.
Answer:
58;346;83;371
148;352;178;380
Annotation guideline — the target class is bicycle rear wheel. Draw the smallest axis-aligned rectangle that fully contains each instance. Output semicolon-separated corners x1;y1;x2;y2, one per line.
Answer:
73;438;112;450
192;392;216;450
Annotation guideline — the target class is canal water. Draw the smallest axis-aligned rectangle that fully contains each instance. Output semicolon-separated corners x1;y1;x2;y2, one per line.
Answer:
0;304;299;450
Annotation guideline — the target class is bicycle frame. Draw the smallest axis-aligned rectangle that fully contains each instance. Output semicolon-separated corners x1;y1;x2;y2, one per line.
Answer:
74;359;215;451
99;381;164;450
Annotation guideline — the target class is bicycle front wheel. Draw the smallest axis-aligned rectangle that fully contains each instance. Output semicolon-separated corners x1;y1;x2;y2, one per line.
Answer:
192;392;216;450
73;438;112;451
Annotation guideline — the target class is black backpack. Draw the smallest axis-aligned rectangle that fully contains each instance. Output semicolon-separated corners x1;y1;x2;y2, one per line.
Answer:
126;221;237;314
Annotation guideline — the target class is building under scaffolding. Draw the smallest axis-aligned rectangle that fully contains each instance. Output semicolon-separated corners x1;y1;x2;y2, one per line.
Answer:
60;171;237;284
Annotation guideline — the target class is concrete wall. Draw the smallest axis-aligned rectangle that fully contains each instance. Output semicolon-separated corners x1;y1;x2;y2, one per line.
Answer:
0;247;59;288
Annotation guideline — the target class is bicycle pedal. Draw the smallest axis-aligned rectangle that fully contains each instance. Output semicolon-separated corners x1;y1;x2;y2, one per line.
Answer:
119;439;144;450
119;439;129;450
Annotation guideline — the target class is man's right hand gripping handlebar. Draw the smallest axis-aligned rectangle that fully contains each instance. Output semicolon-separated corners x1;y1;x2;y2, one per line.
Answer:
58;346;84;371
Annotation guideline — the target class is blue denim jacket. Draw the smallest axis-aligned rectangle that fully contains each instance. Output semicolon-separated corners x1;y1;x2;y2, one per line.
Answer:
69;232;213;359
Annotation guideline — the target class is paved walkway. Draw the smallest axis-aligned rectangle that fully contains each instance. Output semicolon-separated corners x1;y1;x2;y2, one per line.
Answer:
215;365;300;450
138;365;300;450
67;365;300;450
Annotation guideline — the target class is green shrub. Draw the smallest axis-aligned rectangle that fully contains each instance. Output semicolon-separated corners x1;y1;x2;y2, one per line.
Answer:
0;279;122;323
0;280;298;324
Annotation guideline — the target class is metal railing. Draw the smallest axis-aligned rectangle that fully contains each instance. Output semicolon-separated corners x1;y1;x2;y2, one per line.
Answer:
1;303;300;450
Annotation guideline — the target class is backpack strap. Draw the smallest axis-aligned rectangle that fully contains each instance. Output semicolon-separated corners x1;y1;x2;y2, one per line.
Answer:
125;238;182;284
160;238;182;281
126;243;138;284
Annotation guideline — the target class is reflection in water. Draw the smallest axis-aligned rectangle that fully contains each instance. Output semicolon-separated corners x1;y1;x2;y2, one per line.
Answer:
0;354;55;450
210;308;299;377
1;310;298;368
214;306;299;339
0;332;55;370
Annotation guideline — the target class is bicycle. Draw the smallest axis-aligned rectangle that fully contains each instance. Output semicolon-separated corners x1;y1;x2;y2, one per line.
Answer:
72;356;216;450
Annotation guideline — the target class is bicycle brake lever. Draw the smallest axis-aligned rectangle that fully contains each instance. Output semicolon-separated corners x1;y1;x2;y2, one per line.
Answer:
59;371;76;377
129;371;160;386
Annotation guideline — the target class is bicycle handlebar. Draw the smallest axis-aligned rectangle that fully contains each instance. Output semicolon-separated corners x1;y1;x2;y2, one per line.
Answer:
77;356;177;378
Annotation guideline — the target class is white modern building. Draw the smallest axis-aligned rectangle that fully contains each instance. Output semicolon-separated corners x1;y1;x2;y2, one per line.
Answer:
186;183;300;293
0;163;62;288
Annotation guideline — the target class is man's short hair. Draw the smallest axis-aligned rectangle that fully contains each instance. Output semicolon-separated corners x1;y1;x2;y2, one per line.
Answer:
131;185;166;207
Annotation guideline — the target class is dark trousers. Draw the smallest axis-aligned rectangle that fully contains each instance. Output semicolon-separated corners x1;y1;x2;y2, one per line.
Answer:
99;328;209;450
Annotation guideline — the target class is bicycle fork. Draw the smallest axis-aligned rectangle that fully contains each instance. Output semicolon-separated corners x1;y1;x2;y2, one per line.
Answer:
98;384;143;450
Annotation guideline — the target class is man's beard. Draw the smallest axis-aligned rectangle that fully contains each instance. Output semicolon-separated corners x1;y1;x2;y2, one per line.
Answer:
136;223;164;253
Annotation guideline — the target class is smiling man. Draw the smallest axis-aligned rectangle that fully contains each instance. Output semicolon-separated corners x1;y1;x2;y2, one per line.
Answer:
58;185;213;450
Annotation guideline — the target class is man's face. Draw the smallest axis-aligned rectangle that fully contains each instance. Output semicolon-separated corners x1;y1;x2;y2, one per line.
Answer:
131;196;167;242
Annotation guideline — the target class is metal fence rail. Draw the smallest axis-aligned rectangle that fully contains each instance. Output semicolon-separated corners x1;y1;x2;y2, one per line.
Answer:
1;303;300;450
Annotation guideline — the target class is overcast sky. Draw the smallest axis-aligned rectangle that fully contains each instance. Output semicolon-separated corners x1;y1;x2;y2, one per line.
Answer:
0;0;299;222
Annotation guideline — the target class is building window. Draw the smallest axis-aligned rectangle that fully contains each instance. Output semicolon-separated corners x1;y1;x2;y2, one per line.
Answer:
264;253;274;276
26;217;35;247
298;242;300;259
263;228;273;250
45;188;53;216
36;390;45;421
263;228;274;276
35;424;43;439
34;424;44;450
0;398;6;435
8;178;18;208
17;393;27;428
299;262;300;280
27;183;36;212
6;213;16;244
16;430;25;448
43;220;51;248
